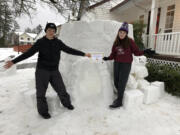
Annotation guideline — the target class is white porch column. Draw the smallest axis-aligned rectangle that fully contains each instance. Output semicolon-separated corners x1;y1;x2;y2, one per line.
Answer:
149;0;158;50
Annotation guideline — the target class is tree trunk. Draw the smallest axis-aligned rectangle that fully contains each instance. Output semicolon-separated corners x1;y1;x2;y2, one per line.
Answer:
77;0;89;21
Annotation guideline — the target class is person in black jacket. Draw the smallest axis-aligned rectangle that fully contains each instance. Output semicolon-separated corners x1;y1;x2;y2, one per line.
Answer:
4;23;91;119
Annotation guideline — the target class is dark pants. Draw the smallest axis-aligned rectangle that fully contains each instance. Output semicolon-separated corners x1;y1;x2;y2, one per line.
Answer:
35;69;71;114
113;62;131;103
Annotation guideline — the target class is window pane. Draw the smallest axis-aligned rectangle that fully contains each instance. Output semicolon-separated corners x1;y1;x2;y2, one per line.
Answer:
167;5;175;10
165;5;175;30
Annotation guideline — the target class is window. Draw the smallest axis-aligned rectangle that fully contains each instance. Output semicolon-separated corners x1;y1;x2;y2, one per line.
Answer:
164;5;175;33
21;37;24;40
139;15;144;23
27;38;30;41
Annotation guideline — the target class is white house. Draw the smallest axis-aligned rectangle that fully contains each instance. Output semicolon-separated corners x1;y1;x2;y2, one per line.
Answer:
17;32;37;45
82;0;124;21
83;0;180;56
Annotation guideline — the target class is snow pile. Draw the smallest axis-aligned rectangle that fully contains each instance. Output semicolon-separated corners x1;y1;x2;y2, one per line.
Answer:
59;20;164;108
59;20;134;107
70;58;113;107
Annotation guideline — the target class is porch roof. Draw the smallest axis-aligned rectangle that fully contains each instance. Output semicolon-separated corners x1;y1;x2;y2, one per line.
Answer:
87;0;111;10
110;0;130;12
110;0;152;12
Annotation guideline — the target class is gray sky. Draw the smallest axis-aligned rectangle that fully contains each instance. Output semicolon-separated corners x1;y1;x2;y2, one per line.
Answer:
16;2;66;32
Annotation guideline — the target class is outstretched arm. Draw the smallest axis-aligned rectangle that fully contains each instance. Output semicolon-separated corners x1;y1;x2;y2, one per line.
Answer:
103;45;116;61
4;41;39;69
60;40;91;57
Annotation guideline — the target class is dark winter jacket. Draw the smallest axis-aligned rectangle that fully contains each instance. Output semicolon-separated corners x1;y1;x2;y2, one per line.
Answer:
12;36;85;71
108;38;144;63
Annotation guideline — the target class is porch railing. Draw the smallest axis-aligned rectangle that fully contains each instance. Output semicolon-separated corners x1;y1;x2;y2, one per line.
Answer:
142;32;180;56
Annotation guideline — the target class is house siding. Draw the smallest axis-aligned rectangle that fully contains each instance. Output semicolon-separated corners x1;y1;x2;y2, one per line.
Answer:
111;0;177;33
84;0;179;33
173;0;180;32
82;0;122;21
158;0;175;33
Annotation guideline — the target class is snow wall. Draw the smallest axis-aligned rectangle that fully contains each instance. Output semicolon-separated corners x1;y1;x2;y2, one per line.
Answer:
58;20;134;107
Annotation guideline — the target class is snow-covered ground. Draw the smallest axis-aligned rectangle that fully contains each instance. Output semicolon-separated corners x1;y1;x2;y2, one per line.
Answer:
0;68;180;135
0;20;180;135
0;48;38;64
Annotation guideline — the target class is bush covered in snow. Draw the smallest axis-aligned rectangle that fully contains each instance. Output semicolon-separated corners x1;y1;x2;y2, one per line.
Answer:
146;63;180;97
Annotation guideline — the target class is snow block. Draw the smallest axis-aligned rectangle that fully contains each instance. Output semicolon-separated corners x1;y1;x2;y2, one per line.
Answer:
134;65;148;79
19;87;29;95
127;75;138;89
70;58;114;106
23;90;60;112
46;92;60;113
137;79;150;90
19;84;28;89
142;85;161;104
130;62;135;74
151;81;165;98
123;89;144;109
23;90;36;108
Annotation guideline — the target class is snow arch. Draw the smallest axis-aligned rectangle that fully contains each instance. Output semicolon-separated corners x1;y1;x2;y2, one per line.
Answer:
67;58;114;108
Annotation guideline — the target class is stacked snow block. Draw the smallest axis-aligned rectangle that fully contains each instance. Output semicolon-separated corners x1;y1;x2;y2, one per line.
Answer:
141;81;165;104
19;81;60;112
123;89;144;109
23;90;60;112
123;56;165;109
151;81;165;98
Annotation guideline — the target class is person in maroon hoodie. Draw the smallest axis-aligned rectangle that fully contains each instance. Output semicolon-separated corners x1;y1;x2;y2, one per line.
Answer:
103;22;154;109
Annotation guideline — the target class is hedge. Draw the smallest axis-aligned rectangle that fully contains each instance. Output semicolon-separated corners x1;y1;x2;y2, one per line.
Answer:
145;63;180;97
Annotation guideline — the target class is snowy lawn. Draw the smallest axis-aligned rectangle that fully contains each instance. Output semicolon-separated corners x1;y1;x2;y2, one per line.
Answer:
0;68;180;135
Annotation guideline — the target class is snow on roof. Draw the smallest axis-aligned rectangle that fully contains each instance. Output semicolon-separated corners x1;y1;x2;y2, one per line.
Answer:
88;0;124;10
110;0;125;7
26;33;37;38
110;0;129;12
54;22;65;26
88;0;111;9
16;32;37;38
15;32;23;35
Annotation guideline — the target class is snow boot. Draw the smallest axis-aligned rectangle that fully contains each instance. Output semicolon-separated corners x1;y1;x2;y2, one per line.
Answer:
109;99;122;109
64;104;74;110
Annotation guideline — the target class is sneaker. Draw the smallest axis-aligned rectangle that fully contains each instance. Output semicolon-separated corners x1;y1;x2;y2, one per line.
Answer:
39;113;51;119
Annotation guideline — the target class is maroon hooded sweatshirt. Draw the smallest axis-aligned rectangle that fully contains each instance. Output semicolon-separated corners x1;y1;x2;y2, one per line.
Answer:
108;38;144;63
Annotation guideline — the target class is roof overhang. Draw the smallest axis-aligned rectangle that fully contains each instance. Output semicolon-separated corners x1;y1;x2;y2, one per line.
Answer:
110;0;131;12
110;0;151;12
88;0;111;10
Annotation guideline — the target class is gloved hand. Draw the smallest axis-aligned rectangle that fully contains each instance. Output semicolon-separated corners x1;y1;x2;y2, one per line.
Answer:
103;57;109;61
144;48;156;56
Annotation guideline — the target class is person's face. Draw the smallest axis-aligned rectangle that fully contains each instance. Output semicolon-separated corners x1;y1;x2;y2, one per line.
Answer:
46;28;56;39
119;30;127;39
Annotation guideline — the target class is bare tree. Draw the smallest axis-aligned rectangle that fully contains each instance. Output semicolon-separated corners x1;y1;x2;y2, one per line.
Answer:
0;0;14;47
11;0;101;20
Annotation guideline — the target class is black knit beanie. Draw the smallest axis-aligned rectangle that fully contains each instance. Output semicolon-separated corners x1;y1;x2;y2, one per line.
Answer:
44;23;57;32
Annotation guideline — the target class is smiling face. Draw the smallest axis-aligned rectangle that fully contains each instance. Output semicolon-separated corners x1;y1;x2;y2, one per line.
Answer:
118;30;127;40
46;28;56;39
